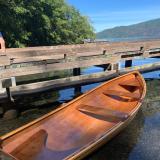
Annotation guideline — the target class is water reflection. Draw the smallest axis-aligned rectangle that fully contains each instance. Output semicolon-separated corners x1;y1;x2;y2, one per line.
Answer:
58;88;75;103
103;37;160;42
129;112;160;160
82;58;160;80
58;82;102;103
81;66;103;75
120;57;160;79
128;101;160;160
143;70;160;79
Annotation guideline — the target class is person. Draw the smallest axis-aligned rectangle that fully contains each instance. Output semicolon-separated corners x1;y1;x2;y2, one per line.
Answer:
0;32;5;53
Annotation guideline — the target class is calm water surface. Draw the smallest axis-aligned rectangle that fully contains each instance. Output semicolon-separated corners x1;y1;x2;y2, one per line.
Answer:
0;58;160;160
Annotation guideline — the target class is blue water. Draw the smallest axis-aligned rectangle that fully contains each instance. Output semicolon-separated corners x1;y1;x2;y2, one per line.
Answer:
57;58;160;160
1;56;160;160
58;82;101;103
120;57;160;68
57;69;160;160
58;57;160;102
129;112;160;160
58;88;75;103
143;70;160;79
82;58;160;79
97;37;160;42
81;66;103;75
120;57;160;79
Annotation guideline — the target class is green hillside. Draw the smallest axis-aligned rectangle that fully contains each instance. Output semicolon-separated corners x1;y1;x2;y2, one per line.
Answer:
96;18;160;39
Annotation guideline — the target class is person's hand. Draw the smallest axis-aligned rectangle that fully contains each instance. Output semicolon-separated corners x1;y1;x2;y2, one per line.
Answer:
0;36;5;53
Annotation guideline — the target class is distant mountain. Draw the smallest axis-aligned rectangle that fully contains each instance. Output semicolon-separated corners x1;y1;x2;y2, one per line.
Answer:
96;18;160;39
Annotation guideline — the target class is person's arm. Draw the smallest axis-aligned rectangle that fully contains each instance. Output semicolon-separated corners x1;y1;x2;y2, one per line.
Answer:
0;32;6;53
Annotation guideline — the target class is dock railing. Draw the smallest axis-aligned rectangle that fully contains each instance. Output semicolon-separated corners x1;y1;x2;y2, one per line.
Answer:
0;39;160;99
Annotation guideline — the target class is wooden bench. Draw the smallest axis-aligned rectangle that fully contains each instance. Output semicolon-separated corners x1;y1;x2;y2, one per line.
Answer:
78;104;129;122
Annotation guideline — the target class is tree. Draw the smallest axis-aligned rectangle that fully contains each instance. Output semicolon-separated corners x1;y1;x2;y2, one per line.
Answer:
0;0;95;47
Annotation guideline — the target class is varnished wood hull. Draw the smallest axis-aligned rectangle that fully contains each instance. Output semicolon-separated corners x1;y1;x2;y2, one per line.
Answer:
69;109;139;160
0;71;146;160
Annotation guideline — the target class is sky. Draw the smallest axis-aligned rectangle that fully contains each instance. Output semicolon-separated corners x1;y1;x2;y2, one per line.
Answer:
67;0;160;32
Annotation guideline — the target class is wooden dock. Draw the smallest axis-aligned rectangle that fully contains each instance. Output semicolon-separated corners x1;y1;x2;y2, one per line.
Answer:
0;39;160;100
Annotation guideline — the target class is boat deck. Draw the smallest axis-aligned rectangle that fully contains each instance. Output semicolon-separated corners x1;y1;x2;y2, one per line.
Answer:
1;72;145;160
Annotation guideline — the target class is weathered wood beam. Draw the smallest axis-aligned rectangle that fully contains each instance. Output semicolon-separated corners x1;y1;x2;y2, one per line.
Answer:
0;71;116;98
0;61;160;99
103;40;160;54
6;49;160;66
5;40;160;59
0;57;119;79
10;51;104;65
6;45;102;58
11;55;65;64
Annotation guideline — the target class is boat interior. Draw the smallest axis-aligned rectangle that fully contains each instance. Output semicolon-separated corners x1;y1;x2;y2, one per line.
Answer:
1;72;145;160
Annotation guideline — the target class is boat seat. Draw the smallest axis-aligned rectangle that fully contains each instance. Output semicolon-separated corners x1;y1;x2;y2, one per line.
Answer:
119;78;140;91
77;104;129;122
10;129;48;157
120;79;140;87
119;79;140;92
119;84;140;92
103;90;140;101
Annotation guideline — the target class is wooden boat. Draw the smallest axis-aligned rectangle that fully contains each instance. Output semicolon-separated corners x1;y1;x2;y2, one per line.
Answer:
0;71;146;160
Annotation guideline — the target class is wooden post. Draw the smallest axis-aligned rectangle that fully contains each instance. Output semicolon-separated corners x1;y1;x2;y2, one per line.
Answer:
125;60;132;68
111;63;119;74
0;77;16;102
74;86;82;96
73;68;81;96
6;87;14;102
73;68;81;76
0;77;17;119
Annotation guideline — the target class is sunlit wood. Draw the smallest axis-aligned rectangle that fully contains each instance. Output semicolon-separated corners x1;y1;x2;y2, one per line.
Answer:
0;71;146;160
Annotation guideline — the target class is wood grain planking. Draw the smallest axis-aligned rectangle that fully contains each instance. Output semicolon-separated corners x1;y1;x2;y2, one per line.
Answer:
11;55;65;64
0;58;118;78
5;40;160;58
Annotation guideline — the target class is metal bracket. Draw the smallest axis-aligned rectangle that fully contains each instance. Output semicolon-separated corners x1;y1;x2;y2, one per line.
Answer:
0;77;16;102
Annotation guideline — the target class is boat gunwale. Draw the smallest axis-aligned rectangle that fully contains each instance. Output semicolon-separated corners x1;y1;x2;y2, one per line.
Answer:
64;71;147;159
64;104;141;160
0;71;146;148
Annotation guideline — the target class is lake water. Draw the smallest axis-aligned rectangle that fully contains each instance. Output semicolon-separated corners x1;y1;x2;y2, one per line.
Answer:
0;57;160;160
81;57;160;79
96;37;160;42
